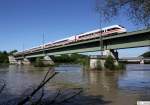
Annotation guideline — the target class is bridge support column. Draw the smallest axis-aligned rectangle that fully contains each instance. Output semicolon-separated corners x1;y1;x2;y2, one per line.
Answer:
140;59;144;64
103;49;119;66
17;60;23;65
8;56;17;64
103;49;119;60
42;56;54;65
90;57;98;70
90;56;105;70
90;49;119;70
22;58;31;65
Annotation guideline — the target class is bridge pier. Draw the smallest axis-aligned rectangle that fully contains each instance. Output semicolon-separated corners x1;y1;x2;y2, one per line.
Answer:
42;56;54;65
90;49;119;70
103;49;119;60
90;56;105;69
22;58;31;65
17;60;23;65
8;56;17;64
9;55;32;65
140;59;144;64
103;49;119;65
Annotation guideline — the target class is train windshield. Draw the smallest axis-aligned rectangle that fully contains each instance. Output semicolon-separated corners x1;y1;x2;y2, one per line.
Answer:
119;25;125;28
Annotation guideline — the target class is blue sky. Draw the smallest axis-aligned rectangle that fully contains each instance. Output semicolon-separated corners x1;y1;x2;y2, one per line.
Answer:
0;0;149;57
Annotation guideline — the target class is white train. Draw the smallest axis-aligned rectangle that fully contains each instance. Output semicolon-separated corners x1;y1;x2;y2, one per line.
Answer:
76;25;126;41
15;25;126;55
44;25;126;48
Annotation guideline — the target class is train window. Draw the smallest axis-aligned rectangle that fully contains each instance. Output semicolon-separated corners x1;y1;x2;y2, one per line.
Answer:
100;30;104;33
95;32;99;34
107;27;120;31
119;25;125;28
53;40;68;44
79;34;92;38
45;44;51;47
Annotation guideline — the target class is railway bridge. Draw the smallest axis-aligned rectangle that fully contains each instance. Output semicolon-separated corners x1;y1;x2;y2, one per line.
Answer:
11;28;150;66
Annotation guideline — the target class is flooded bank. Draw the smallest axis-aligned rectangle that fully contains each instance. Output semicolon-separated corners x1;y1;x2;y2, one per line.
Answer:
0;64;149;105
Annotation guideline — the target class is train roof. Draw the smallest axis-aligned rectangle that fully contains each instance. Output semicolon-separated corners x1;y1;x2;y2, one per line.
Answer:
52;36;75;43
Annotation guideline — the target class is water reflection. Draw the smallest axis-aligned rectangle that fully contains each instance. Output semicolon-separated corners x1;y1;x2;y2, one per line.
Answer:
118;64;150;94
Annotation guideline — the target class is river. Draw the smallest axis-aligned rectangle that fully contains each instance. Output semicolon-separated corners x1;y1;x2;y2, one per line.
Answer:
0;64;149;105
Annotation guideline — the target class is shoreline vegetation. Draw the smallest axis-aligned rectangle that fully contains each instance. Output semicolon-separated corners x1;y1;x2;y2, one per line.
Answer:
0;50;17;65
0;50;149;69
34;54;125;71
34;54;89;67
104;55;125;71
90;55;125;71
31;51;150;68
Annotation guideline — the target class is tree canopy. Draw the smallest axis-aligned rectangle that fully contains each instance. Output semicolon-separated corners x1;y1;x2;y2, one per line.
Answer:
141;51;150;57
0;50;17;64
0;51;9;63
96;0;150;27
9;50;18;55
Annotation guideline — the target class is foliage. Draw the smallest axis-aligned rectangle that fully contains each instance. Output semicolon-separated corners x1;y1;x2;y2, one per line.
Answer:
93;60;102;70
104;55;115;70
104;55;125;70
52;54;89;66
9;50;18;55
0;50;18;64
115;62;125;70
96;0;150;27
0;51;9;64
34;57;45;67
141;51;150;57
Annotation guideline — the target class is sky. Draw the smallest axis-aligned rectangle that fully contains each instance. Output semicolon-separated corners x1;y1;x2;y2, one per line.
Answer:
0;0;149;57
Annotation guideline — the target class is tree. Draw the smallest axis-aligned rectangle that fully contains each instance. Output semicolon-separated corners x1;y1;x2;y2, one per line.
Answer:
96;0;150;27
104;55;115;70
0;51;9;63
141;51;150;57
9;50;18;55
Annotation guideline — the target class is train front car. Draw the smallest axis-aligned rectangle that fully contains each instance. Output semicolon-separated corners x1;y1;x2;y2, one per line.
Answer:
103;25;127;36
76;25;127;42
118;25;127;33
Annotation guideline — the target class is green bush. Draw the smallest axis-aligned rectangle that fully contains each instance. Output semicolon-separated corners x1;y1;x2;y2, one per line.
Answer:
115;62;125;70
104;55;115;70
0;51;9;64
34;58;45;67
141;51;150;57
52;54;89;66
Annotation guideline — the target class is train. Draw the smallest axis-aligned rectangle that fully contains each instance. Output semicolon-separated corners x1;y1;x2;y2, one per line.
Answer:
15;25;127;55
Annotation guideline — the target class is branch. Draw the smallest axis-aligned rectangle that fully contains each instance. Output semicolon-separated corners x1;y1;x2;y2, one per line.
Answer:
17;72;58;105
0;80;6;94
48;89;61;104
57;88;83;104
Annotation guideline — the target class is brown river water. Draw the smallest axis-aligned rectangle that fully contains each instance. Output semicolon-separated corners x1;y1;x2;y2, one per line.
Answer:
0;64;149;105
